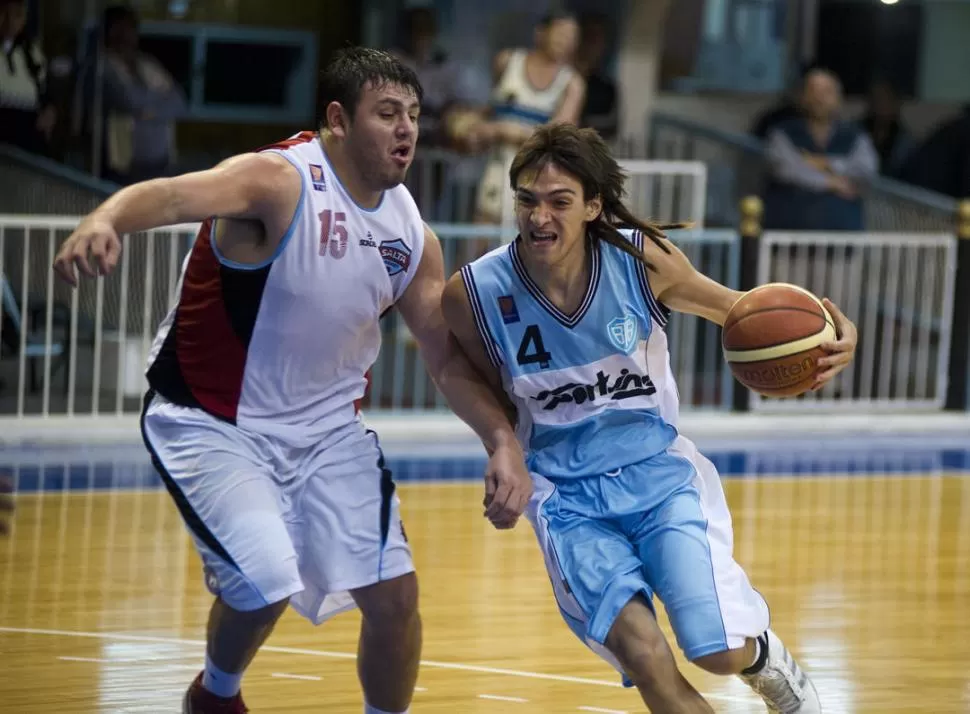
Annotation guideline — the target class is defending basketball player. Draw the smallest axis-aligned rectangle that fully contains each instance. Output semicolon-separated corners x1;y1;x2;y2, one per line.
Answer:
442;124;857;713
52;48;532;714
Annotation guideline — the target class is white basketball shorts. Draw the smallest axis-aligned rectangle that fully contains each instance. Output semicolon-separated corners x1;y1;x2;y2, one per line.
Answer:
140;391;414;624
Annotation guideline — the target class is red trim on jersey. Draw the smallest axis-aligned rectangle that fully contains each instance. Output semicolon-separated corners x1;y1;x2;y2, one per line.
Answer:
175;220;248;421
257;130;317;153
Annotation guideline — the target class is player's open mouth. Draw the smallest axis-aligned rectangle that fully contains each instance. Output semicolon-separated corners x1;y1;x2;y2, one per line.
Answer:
391;146;411;161
529;231;557;244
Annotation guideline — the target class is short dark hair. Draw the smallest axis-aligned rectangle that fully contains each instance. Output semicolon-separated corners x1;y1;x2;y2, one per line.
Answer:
538;10;577;28
316;46;424;129
510;124;684;271
102;4;138;34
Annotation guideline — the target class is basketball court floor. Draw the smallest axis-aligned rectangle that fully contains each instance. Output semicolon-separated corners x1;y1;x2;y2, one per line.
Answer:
1;436;969;713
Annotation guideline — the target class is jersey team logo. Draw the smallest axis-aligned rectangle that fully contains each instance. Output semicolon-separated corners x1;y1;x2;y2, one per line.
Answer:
309;164;327;191
607;315;638;354
380;239;412;276
498;295;520;324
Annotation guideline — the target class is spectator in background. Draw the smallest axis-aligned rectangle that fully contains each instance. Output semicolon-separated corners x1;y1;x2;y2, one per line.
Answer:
463;11;585;226
98;4;185;185
0;0;56;154
390;7;472;149
860;79;914;179
575;12;618;142
763;68;877;230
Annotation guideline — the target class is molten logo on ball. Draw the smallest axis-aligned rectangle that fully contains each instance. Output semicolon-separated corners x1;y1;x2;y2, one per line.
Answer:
739;356;816;388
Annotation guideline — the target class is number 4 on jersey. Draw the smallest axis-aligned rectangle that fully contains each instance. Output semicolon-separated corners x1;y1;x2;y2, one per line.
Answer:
516;324;552;368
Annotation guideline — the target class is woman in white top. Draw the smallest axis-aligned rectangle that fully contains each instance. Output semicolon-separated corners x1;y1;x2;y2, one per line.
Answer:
469;12;587;226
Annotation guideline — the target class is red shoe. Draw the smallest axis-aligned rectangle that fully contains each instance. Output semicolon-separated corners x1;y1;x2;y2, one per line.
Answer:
183;672;249;713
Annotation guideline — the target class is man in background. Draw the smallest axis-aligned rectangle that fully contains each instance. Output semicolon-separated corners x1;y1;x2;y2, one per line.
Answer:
763;68;877;230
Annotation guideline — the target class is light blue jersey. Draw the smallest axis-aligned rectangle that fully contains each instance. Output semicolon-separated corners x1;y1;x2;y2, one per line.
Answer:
462;229;770;677
462;229;680;479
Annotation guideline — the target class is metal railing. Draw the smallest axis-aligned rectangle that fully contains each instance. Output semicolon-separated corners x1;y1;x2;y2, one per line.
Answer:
0;219;738;420
404;148;708;227
648;113;961;233
752;231;956;412
0;144;119;216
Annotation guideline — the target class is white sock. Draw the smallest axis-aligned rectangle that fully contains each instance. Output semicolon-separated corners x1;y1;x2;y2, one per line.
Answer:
364;704;408;714
202;653;243;698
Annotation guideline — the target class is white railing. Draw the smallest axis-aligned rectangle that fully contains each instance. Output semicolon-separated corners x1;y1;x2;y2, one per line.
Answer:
405;150;708;229
1;218;956;424
752;231;957;412
0;218;737;422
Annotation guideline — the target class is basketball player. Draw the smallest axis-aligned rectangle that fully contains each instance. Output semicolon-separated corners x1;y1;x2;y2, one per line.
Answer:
442;124;858;713
468;11;586;225
52;47;533;714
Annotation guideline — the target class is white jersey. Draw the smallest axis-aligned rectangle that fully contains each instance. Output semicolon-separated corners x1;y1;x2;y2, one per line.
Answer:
490;49;575;129
146;131;425;447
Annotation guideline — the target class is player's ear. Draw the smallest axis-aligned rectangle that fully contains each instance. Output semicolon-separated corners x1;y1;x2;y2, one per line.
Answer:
585;195;603;222
326;101;350;138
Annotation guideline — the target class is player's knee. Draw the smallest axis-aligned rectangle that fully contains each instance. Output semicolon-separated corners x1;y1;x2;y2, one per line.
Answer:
204;552;301;614
605;598;674;685
354;572;419;629
691;648;747;676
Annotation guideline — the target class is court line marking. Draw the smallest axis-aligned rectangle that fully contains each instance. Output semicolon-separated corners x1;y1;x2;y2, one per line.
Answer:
0;626;754;705
272;672;322;682
479;694;528;703
578;707;628;714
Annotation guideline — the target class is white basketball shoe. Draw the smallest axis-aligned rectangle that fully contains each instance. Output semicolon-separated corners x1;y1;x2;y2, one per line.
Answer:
739;630;822;713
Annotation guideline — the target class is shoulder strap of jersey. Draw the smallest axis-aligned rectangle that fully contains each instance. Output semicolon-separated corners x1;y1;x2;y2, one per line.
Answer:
459;263;505;369
627;229;670;328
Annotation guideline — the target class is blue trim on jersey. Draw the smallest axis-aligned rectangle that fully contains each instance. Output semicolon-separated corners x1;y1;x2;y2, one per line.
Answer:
492;104;552;125
209;150;306;271
461;265;504;368
508;239;602;328
320;143;385;213
631;229;669;327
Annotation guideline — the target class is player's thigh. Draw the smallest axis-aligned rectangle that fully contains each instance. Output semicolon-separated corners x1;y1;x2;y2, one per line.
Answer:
526;473;653;656
632;439;770;661
141;394;302;611
295;424;414;622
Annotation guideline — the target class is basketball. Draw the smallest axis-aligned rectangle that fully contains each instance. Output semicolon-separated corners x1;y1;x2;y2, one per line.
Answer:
722;283;836;398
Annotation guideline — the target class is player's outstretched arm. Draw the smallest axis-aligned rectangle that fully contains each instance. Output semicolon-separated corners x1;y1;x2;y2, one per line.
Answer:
399;225;532;529
641;232;858;387
638;231;744;326
53;152;301;286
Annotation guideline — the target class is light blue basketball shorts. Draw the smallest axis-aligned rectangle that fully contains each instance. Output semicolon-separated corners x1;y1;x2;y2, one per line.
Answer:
524;434;770;678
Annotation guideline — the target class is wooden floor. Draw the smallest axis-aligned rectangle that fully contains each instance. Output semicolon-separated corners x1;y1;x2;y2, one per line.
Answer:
1;475;969;713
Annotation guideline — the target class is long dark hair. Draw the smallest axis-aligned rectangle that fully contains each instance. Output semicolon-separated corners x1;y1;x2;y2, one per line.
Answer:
509;124;686;271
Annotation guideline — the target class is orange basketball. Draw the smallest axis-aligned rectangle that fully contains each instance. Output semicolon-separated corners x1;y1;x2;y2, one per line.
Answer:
722;283;836;398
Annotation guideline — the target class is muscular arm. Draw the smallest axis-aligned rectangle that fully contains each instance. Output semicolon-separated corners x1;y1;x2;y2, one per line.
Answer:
640;232;743;327
53;151;302;286
397;225;518;454
85;152;301;235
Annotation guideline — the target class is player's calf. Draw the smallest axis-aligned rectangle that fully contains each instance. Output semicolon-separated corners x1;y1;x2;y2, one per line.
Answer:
605;595;715;714
185;596;290;712
352;573;422;714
